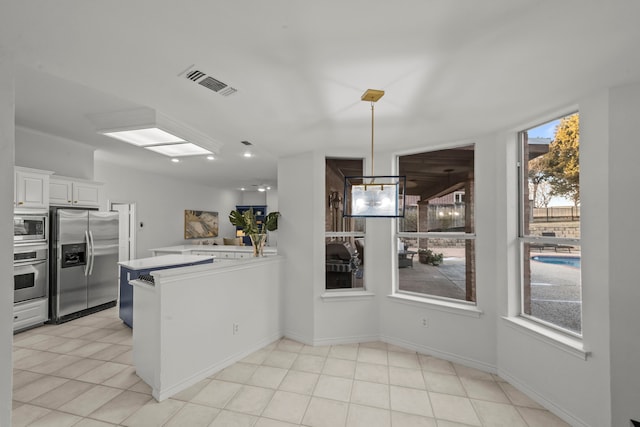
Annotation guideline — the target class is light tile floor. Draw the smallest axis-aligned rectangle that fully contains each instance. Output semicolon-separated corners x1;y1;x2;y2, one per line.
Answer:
12;307;570;427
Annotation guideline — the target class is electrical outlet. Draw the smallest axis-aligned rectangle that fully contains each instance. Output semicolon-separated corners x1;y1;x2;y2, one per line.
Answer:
421;317;428;328
233;323;239;335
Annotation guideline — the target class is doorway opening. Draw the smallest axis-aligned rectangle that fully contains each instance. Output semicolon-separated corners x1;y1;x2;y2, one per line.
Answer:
110;201;136;262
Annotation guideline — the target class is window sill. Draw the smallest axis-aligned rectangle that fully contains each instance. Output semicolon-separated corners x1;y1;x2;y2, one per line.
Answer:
321;290;376;301
387;293;483;318
502;316;589;360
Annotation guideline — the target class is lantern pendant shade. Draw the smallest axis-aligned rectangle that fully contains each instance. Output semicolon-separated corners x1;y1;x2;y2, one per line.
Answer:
343;175;406;217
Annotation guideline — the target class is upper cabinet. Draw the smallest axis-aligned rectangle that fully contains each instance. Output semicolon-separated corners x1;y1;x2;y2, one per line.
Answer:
15;167;52;210
50;177;102;208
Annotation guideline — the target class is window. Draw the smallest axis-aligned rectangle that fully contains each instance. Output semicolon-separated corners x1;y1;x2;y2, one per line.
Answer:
396;145;476;303
325;158;365;291
519;113;581;335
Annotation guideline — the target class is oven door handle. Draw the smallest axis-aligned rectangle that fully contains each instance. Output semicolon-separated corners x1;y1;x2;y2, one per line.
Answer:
88;230;95;276
14;264;38;280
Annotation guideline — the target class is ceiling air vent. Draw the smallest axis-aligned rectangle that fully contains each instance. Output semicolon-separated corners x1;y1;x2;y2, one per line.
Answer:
180;65;238;97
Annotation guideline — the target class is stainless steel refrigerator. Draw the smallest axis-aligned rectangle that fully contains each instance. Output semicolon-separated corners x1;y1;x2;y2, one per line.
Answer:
50;208;119;323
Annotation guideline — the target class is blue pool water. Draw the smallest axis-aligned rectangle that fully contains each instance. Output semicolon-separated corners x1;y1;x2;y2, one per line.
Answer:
531;255;581;268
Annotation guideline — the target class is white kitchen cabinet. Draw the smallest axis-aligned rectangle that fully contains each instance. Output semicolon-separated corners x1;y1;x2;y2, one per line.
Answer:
15;167;51;209
217;252;235;259
49;179;73;205
235;252;252;259
50;177;101;207
73;181;101;207
13;298;48;332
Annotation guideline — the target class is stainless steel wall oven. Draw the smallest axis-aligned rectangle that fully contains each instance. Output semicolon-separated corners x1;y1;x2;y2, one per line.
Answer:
14;243;48;303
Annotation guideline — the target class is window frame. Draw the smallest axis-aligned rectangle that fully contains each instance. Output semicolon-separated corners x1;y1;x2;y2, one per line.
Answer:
324;157;368;295
516;113;583;338
393;144;477;306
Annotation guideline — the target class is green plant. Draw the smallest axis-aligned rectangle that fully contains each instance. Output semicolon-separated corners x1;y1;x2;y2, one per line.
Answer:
228;209;280;235
417;248;444;266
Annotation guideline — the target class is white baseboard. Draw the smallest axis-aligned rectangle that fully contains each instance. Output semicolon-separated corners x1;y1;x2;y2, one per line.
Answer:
498;368;590;427
154;331;283;402
380;334;497;374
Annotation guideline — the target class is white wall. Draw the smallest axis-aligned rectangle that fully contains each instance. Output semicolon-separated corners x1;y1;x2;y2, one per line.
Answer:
278;152;316;343
240;191;267;206
0;56;15;427
94;159;241;258
15;126;95;179
609;83;640;426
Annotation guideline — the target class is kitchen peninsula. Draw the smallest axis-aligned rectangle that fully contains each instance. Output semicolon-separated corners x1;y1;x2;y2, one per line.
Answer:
128;254;283;402
118;254;215;328
149;244;277;259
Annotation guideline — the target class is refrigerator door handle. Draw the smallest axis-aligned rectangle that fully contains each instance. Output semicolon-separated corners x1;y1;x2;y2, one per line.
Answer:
83;230;90;276
88;230;95;276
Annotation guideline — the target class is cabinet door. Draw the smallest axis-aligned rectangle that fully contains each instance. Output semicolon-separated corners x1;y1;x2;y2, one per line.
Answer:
192;251;213;256
13;299;48;331
15;171;49;209
50;179;73;206
73;182;100;207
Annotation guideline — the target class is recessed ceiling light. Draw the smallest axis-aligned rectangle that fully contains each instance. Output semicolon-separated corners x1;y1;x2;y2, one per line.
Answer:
258;187;266;192
145;143;212;157
243;150;253;158
102;127;185;146
206;155;215;160
266;186;271;190
171;158;180;163
240;187;245;191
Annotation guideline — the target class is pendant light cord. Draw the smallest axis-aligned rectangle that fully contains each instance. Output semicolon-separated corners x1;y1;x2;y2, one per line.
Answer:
371;101;375;177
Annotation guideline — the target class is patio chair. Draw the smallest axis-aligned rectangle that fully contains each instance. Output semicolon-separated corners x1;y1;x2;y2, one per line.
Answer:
542;232;574;252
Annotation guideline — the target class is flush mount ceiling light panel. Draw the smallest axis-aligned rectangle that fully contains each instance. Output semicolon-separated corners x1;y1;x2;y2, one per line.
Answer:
343;89;406;218
88;107;222;157
145;142;212;157
101;127;186;146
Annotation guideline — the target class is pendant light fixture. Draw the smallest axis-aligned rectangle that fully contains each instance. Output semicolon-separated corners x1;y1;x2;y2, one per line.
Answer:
343;89;406;218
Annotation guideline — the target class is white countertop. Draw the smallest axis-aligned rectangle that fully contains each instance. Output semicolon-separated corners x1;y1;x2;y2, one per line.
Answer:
118;254;214;270
149;245;277;254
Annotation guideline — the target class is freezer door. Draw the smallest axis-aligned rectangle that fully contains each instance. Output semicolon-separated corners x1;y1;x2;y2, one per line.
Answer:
58;209;88;244
56;209;89;317
88;211;119;307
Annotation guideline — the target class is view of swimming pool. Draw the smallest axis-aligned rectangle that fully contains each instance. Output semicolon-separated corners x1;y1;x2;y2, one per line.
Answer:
531;255;581;268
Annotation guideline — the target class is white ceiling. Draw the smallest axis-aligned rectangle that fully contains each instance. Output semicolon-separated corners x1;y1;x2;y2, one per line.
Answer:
3;1;640;190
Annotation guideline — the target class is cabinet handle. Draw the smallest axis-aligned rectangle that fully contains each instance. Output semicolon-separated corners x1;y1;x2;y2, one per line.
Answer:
14;316;18;320
18;201;24;205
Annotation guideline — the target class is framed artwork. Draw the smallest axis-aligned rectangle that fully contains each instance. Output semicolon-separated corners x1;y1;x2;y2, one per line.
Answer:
184;210;219;239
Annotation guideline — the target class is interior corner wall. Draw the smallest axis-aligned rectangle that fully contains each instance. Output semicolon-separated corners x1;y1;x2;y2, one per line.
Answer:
0;57;15;427
609;82;640;427
94;159;240;258
496;92;612;427
277;152;316;344
15;126;95;179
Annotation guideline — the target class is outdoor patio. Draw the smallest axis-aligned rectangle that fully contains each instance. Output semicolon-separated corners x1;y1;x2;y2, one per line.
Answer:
398;246;582;334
